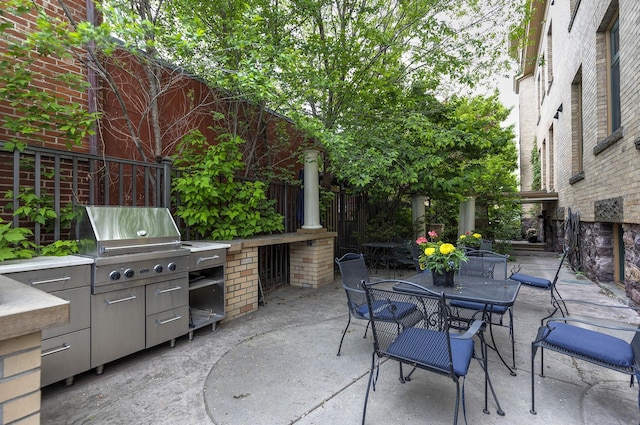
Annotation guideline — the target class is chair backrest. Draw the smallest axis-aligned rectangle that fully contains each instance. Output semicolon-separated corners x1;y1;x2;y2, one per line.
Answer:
363;281;455;374
460;250;508;279
409;243;422;272
335;253;371;313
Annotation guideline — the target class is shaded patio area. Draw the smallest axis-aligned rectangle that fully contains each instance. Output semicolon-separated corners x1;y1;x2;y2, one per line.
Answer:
41;254;640;424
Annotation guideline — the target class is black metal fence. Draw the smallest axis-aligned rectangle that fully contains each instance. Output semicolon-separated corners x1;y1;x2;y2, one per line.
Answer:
0;142;372;290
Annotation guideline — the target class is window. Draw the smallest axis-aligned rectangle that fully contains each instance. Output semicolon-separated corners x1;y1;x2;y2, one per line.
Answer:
547;126;555;191
570;67;584;182
608;16;620;131
547;25;553;91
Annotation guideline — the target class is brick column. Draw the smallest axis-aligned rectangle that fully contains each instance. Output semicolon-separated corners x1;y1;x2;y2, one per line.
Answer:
224;247;259;321
290;237;335;288
0;333;42;425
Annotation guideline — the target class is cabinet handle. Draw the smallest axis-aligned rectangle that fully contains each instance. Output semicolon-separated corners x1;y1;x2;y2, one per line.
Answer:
105;295;137;305
30;276;71;286
157;315;182;325
41;343;71;357
156;285;182;294
196;255;219;265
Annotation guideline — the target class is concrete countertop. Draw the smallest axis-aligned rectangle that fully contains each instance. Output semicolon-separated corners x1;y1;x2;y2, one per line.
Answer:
0;255;94;274
181;241;231;252
0;274;70;340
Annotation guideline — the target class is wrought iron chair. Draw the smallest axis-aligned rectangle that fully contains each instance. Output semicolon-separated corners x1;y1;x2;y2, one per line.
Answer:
409;242;422;273
334;253;421;356
361;280;503;425
510;249;569;316
450;251;517;373
530;299;640;416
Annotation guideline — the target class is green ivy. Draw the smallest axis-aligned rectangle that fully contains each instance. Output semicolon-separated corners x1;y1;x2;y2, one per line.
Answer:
531;143;541;191
172;130;284;240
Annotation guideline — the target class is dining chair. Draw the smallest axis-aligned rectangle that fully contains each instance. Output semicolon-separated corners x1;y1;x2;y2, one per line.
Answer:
334;253;421;356
530;299;640;416
361;280;503;425
510;249;569;316
451;251;516;373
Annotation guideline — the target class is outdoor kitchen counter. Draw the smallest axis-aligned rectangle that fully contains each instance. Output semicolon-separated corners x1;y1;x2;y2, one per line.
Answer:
0;255;93;274
0;273;70;340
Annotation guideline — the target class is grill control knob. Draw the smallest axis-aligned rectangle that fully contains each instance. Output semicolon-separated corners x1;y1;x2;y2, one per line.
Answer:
109;271;121;280
124;268;135;278
167;262;177;271
154;264;163;273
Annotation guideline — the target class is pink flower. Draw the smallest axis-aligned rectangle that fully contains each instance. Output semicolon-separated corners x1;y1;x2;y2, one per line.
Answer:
428;230;438;239
416;236;428;245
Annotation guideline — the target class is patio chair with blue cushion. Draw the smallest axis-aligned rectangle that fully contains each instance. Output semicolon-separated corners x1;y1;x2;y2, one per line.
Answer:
362;280;504;425
510;249;569;316
530;299;640;416
451;251;517;373
334;253;422;356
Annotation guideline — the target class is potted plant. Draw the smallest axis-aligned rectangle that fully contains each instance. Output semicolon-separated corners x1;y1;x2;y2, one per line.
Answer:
526;228;538;243
416;232;467;287
457;231;483;249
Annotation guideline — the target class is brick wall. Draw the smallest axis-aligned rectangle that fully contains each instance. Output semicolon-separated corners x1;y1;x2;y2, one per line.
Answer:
0;0;90;152
222;233;337;321
224;247;260;321
0;333;41;425
290;238;335;288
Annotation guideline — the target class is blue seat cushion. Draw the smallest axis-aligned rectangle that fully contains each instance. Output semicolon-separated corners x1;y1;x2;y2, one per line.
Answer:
387;327;474;376
355;300;417;320
450;300;508;314
510;273;552;289
543;322;634;367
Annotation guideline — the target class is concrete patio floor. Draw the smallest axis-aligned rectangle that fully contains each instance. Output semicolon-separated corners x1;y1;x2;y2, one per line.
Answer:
41;253;640;424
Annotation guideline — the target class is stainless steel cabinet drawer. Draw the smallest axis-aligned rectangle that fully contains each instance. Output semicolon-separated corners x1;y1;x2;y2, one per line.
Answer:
91;286;145;368
146;305;188;348
8;265;90;292
146;278;188;315
189;249;226;271
41;328;90;387
42;286;91;339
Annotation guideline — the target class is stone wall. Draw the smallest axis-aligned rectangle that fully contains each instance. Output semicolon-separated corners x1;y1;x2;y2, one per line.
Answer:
580;222;614;284
623;223;640;304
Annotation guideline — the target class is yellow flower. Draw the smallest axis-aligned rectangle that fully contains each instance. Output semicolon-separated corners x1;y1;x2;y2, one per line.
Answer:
473;233;481;239
439;243;456;255
425;247;436;256
459;235;466;240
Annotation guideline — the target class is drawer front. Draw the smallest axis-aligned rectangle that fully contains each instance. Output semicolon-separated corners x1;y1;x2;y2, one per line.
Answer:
8;265;90;292
91;286;145;368
146;305;188;348
146;278;188;315
189;249;226;271
41;328;90;387
42;286;91;339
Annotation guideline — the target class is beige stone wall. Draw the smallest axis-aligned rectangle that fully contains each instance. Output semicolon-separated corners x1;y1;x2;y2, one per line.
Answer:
0;333;41;425
224;247;260;321
521;0;640;223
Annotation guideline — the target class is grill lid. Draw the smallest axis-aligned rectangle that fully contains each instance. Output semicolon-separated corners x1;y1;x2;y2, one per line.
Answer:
76;206;181;257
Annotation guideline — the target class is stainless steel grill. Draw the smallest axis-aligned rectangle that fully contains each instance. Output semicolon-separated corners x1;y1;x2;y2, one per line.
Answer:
75;206;190;373
76;206;189;293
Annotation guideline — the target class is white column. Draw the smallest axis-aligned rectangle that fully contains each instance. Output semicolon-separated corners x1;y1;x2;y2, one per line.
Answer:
458;197;476;235
411;195;426;239
301;149;322;229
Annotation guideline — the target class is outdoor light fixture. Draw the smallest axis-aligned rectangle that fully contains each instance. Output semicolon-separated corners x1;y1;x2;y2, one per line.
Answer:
553;104;563;119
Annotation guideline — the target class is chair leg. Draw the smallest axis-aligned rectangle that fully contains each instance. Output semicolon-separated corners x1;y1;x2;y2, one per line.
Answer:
531;343;538;415
337;314;352;356
362;352;376;425
453;381;460;425
363;320;371;338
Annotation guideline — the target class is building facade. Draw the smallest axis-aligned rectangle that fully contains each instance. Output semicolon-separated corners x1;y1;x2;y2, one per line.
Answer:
515;0;640;302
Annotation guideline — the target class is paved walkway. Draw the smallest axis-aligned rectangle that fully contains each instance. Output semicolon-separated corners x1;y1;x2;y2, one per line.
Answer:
41;253;640;424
